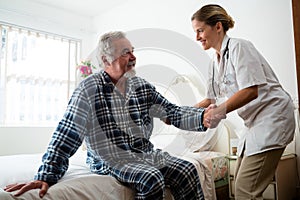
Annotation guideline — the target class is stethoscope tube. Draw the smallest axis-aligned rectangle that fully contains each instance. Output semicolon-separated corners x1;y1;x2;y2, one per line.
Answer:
212;38;231;98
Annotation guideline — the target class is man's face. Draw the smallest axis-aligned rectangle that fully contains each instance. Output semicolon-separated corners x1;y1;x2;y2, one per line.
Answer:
110;38;136;77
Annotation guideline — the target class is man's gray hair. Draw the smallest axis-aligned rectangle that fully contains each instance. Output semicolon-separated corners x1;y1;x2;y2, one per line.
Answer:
98;31;126;64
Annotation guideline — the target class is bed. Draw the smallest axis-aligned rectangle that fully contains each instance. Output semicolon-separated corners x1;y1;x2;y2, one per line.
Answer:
0;120;234;200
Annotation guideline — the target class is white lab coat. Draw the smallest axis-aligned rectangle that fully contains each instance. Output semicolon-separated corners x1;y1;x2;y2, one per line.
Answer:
206;35;295;156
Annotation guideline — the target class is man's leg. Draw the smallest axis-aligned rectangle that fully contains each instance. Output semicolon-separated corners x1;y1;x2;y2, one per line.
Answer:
111;164;166;200
161;155;204;200
234;148;285;200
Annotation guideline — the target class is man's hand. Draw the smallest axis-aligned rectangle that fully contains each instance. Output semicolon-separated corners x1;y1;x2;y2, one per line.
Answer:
203;104;226;128
4;180;49;198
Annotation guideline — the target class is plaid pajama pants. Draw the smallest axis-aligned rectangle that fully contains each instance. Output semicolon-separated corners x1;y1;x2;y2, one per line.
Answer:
110;154;204;200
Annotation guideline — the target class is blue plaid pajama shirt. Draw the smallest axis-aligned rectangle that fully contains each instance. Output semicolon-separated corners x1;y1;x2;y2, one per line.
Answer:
35;70;206;199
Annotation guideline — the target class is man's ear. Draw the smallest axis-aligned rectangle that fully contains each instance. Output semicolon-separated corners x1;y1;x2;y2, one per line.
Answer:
102;56;108;63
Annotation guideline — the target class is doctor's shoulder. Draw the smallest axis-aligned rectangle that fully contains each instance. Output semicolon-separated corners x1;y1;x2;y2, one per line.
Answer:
228;37;260;56
228;37;255;49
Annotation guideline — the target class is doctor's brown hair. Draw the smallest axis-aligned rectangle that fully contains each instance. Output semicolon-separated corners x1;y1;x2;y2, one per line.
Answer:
191;4;235;33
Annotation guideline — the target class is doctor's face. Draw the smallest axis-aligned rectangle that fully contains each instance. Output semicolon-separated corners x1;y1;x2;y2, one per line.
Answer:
192;20;219;51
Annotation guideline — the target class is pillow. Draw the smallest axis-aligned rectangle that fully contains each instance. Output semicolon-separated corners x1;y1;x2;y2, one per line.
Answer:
150;120;229;156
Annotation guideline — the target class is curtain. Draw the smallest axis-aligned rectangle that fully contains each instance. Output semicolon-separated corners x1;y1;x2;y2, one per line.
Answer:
0;23;80;126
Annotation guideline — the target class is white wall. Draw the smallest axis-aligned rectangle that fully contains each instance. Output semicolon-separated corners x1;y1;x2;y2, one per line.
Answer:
0;127;54;156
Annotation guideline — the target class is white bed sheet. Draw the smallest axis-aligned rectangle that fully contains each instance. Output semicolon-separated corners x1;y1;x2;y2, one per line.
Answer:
0;149;225;200
0;151;137;200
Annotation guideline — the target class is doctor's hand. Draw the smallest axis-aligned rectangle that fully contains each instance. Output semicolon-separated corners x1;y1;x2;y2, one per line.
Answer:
203;104;226;128
4;180;49;198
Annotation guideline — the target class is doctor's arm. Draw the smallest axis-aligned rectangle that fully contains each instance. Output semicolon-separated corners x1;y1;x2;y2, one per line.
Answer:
210;85;258;116
194;98;215;108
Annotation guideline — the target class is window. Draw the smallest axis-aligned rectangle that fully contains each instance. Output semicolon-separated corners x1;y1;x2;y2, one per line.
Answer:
0;23;80;126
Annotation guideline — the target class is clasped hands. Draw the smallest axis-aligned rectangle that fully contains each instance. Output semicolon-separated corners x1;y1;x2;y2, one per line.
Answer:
203;104;226;128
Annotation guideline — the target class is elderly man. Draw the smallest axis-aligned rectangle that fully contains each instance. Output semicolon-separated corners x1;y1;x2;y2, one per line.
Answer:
4;31;222;200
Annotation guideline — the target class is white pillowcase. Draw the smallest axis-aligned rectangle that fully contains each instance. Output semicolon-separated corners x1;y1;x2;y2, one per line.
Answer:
151;121;227;156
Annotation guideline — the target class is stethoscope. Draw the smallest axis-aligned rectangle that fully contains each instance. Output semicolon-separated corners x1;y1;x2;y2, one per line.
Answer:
212;38;231;98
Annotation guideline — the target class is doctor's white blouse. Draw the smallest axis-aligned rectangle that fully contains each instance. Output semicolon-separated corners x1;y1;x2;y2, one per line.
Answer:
207;35;295;157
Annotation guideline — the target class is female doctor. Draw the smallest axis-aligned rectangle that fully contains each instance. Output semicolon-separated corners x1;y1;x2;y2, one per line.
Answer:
191;4;295;200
